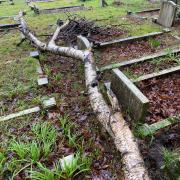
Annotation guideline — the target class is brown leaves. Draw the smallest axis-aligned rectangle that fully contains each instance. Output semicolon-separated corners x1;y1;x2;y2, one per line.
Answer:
138;73;180;123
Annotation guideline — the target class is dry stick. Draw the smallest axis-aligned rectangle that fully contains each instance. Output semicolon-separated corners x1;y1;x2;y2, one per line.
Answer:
17;13;150;180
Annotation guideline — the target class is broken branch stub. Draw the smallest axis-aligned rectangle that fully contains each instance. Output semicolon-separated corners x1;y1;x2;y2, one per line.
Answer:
17;13;150;180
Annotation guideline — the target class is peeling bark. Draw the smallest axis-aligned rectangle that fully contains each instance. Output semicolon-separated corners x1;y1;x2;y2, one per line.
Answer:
17;13;150;180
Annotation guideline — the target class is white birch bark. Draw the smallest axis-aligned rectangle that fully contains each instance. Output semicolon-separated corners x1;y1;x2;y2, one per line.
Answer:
17;13;150;180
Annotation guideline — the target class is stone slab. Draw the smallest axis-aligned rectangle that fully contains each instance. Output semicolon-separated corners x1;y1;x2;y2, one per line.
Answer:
0;106;40;122
111;69;149;122
42;97;56;109
133;65;180;82
37;65;43;74
30;51;39;59
37;76;48;86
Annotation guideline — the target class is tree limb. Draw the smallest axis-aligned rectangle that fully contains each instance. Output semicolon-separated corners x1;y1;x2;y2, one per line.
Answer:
17;13;150;180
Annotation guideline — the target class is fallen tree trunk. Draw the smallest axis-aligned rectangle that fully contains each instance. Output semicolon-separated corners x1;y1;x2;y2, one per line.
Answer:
17;13;150;180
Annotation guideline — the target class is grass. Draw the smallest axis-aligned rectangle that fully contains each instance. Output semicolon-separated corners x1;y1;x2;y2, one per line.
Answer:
161;148;180;179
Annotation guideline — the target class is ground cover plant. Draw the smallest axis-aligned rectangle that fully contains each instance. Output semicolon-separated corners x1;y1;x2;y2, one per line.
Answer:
0;0;179;179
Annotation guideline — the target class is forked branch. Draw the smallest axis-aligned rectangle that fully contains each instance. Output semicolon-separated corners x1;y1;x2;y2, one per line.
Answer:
17;13;150;180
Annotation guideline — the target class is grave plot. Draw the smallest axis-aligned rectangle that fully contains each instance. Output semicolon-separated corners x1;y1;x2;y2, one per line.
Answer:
106;67;179;180
136;73;180;180
30;4;87;14
137;73;180;124
127;8;160;20
94;33;179;67
120;53;180;81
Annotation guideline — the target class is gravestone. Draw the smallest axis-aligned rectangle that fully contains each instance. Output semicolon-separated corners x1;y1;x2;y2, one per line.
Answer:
157;0;177;27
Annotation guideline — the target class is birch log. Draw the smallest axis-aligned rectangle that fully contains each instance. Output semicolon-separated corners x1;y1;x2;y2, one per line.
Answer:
17;13;150;180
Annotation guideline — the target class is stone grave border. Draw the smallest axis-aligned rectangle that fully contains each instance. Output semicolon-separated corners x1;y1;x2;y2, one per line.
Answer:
30;0;54;3
94;31;166;48
127;8;160;20
111;69;149;122
0;23;20;30
0;96;57;122
132;65;180;83
99;46;180;72
0;106;41;122
137;115;180;137
30;4;87;14
109;61;180;123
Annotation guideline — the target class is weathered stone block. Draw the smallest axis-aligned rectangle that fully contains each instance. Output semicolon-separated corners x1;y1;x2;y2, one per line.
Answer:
42;97;56;109
37;76;48;86
30;51;39;59
111;69;149;122
157;0;177;27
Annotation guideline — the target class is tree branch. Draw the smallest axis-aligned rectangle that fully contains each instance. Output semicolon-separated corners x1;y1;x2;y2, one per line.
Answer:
17;13;150;180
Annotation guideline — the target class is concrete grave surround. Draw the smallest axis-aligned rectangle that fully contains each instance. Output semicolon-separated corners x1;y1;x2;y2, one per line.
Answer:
35;5;87;14
99;46;180;72
138;116;179;137
111;69;149;122
157;0;177;27
0;107;40;122
96;32;163;48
